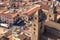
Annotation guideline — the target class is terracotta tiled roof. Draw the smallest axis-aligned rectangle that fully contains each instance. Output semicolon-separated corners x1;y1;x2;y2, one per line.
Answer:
0;10;4;14
23;29;32;35
1;13;20;19
41;4;49;10
11;13;19;18
18;34;27;40
25;5;40;15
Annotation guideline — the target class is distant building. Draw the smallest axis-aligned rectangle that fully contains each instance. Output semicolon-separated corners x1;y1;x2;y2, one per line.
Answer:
0;9;20;24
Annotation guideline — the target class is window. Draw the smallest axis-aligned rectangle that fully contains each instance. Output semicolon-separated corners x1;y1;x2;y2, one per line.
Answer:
5;21;6;23
35;17;37;20
34;24;36;26
34;28;36;30
49;15;51;17
34;32;35;34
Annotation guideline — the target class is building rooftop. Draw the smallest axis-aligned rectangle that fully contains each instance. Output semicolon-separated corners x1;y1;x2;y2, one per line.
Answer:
0;0;60;40
41;3;49;11
0;27;10;38
18;34;27;40
1;9;20;18
0;10;4;14
25;5;40;15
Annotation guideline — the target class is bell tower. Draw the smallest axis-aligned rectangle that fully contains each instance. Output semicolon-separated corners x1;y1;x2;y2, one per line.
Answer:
31;10;41;40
